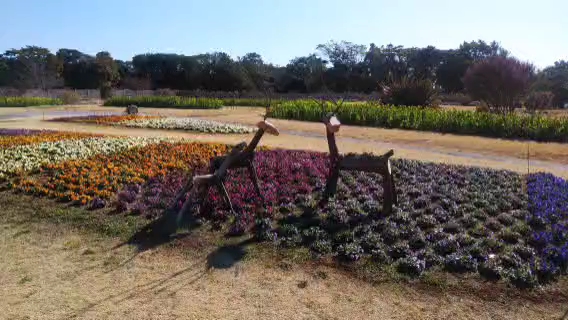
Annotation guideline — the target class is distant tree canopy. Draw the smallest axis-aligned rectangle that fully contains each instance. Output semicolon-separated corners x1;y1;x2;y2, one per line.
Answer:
0;40;567;107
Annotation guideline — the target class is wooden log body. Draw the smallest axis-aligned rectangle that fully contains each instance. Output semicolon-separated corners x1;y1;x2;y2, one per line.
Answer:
321;114;397;214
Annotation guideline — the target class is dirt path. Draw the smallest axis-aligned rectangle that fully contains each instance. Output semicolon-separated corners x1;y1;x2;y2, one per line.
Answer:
2;220;565;320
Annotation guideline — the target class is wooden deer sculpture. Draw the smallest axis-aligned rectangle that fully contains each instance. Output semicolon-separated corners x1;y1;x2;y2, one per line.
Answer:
316;97;398;214
166;88;279;230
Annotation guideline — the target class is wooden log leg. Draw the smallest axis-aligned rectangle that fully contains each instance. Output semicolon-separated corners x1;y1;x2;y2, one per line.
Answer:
216;180;236;215
168;179;194;212
382;175;394;215
196;185;211;217
390;173;398;205
247;161;265;205
178;184;200;217
324;164;340;199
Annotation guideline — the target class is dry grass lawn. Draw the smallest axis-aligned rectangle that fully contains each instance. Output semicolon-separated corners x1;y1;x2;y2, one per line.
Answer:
2;218;567;320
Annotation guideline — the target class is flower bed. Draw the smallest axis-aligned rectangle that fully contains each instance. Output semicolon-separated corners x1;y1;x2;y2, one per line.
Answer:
3;130;567;288
52;114;160;125
525;173;568;285
1;136;168;179
119;149;563;288
0;129;101;148
15;141;229;205
52;115;255;134
121;117;255;134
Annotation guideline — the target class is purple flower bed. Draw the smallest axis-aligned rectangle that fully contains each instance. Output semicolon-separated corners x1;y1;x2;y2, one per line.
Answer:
115;149;567;288
525;173;568;285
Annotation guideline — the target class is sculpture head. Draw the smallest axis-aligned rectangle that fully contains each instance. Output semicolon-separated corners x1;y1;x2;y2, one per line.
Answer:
256;120;279;136
321;112;341;133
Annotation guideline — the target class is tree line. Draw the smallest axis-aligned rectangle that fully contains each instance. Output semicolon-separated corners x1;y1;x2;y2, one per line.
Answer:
0;40;566;106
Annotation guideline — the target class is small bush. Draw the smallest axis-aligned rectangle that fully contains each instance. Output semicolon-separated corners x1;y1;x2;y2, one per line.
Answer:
525;91;554;113
397;256;426;277
60;91;81;104
381;76;440;107
155;88;177;96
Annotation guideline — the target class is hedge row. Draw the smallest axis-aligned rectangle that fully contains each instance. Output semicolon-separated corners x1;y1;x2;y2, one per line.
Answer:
219;98;281;107
269;100;568;142
0;97;64;108
103;96;224;109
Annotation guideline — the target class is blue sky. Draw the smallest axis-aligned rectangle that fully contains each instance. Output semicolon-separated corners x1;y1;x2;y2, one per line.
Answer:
0;0;566;68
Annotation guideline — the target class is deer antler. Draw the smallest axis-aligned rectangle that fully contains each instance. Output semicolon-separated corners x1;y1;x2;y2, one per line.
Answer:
333;97;345;114
311;96;328;120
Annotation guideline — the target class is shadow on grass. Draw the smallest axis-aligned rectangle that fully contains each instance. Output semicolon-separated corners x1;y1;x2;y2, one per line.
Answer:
109;205;257;273
206;237;255;270
113;208;199;251
66;257;208;319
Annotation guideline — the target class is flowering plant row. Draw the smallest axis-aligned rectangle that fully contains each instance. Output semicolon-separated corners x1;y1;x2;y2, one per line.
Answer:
52;115;255;134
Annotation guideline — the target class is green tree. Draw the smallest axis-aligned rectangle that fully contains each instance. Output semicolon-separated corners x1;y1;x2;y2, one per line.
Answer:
463;56;534;114
3;46;60;90
532;60;568;108
95;51;119;98
55;49;98;89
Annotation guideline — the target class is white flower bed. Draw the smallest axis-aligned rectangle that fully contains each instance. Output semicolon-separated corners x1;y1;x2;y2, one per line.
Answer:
0;137;168;178
120;117;255;134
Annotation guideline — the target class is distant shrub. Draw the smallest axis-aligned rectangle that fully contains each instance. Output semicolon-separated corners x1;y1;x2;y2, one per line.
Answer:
381;77;440;107
525;91;554;113
464;56;534;114
60;91;81;104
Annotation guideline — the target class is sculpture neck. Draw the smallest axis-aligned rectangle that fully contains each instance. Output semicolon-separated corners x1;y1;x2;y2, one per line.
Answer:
245;129;265;153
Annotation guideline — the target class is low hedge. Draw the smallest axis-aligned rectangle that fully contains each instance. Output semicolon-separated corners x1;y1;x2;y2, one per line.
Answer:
220;98;282;107
269;100;568;142
104;96;224;109
0;97;64;108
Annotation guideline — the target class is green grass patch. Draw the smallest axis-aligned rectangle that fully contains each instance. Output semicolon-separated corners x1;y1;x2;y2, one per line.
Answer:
0;192;145;240
0;97;63;108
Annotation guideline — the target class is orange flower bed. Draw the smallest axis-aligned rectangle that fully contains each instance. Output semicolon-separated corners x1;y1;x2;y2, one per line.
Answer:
0;131;102;148
15;141;229;205
52;114;161;125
